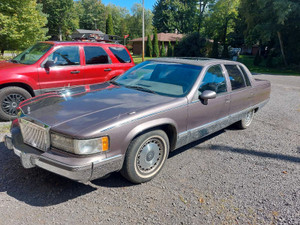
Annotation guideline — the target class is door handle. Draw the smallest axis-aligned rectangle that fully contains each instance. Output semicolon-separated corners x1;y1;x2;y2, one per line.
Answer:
104;68;112;72
70;70;80;74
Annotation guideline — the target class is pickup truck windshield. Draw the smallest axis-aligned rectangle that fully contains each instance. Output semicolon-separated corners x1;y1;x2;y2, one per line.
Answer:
12;43;53;65
115;61;202;97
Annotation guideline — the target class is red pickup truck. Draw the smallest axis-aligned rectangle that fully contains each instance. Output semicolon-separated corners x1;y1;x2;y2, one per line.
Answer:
0;41;134;120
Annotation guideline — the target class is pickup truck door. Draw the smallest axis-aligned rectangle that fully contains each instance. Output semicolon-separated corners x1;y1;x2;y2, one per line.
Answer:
224;64;254;115
186;65;231;142
38;46;85;90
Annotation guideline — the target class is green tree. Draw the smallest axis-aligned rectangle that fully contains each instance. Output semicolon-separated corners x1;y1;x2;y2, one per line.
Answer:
39;0;78;41
240;0;300;65
0;0;48;54
146;34;152;57
167;41;172;57
204;0;239;58
106;14;114;35
153;0;198;34
152;29;159;57
175;32;207;57
127;3;153;39
105;4;129;37
76;0;106;31
160;42;166;57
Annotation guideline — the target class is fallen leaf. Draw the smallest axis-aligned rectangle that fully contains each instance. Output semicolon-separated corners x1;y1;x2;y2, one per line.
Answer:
272;211;279;217
179;195;188;204
199;198;204;204
282;171;288;174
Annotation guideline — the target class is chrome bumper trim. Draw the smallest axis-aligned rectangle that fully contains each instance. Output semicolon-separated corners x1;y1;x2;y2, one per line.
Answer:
6;135;123;183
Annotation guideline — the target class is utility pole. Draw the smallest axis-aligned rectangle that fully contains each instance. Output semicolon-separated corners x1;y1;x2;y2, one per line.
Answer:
142;0;145;62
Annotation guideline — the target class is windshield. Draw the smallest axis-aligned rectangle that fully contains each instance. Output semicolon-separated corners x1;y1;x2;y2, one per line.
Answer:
115;61;202;97
12;43;53;65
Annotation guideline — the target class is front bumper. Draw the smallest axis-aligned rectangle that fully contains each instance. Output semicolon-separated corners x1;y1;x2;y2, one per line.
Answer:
4;128;123;183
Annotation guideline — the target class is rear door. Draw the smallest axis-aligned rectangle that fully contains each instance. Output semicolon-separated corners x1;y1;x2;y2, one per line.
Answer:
38;46;85;90
224;64;253;114
82;46;112;84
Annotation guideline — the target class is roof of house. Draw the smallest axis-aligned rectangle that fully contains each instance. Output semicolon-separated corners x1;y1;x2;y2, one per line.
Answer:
74;29;104;35
130;33;184;42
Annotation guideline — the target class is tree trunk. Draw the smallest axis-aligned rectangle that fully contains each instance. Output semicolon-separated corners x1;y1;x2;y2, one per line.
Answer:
59;26;62;41
277;31;288;66
1;49;4;56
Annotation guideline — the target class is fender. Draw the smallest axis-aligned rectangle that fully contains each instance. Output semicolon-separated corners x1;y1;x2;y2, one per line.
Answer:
123;118;178;153
0;75;38;90
105;69;125;80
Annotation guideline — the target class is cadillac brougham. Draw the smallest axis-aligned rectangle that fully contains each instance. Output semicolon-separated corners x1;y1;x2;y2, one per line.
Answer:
4;58;271;184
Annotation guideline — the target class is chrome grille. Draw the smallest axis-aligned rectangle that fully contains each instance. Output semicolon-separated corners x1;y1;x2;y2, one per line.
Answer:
19;118;50;151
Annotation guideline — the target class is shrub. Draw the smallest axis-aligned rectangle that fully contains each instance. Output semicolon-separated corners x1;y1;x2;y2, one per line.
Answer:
174;32;207;57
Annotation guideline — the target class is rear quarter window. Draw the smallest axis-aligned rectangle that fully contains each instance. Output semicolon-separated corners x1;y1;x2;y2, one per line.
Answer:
109;47;132;63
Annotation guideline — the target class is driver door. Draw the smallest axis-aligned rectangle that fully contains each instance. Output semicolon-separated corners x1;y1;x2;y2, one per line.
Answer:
187;64;230;141
38;46;85;90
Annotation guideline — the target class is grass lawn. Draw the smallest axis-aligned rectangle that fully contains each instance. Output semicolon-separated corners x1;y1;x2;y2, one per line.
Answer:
132;55;153;64
238;55;300;76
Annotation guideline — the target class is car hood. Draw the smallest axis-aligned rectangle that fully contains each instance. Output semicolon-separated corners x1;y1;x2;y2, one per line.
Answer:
0;60;27;70
19;83;174;136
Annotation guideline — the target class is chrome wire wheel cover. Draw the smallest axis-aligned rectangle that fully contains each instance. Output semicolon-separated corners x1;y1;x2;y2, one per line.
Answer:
2;93;25;116
135;136;167;177
244;110;254;126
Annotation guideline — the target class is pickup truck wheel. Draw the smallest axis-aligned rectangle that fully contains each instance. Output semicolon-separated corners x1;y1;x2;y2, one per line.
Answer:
236;109;254;129
121;130;169;184
0;87;32;121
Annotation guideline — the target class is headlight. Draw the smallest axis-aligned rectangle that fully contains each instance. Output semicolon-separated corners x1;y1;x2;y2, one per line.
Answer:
51;133;109;155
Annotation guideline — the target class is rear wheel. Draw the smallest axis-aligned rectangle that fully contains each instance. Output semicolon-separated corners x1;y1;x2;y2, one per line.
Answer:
0;87;32;121
236;109;255;129
121;130;169;184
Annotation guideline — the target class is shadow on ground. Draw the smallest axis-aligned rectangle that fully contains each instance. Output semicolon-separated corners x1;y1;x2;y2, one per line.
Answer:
1;128;298;207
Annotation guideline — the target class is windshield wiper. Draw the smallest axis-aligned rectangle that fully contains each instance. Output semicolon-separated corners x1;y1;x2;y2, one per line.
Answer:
9;59;19;64
109;80;120;86
125;85;158;95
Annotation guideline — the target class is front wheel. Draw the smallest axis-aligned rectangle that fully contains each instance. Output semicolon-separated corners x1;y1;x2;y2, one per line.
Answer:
0;87;32;121
236;109;255;129
121;130;169;184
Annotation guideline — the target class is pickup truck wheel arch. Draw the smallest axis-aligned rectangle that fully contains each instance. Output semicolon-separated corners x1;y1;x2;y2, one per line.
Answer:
0;86;32;121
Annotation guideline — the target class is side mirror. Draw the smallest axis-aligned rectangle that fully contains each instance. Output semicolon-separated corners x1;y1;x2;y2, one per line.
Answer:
44;60;54;74
200;90;217;105
44;60;54;69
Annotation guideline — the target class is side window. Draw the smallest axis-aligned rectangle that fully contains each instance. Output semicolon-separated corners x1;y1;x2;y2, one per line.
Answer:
199;65;227;95
109;47;131;63
84;46;110;65
47;46;80;66
238;65;251;86
225;65;246;90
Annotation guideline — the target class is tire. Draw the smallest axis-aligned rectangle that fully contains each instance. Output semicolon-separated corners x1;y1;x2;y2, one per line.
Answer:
0;87;32;121
236;109;255;129
121;130;169;184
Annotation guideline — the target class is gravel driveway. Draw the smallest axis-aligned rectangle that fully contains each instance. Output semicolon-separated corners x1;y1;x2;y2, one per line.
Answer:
0;74;299;225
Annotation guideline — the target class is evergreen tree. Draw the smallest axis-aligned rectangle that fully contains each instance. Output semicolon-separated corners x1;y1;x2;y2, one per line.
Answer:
39;0;78;41
167;41;172;57
175;32;207;57
106;14;114;35
146;34;152;57
152;29;159;57
160;42;166;57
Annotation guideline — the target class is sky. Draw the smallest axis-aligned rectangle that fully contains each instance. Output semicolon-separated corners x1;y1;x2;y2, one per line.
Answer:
101;0;156;11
